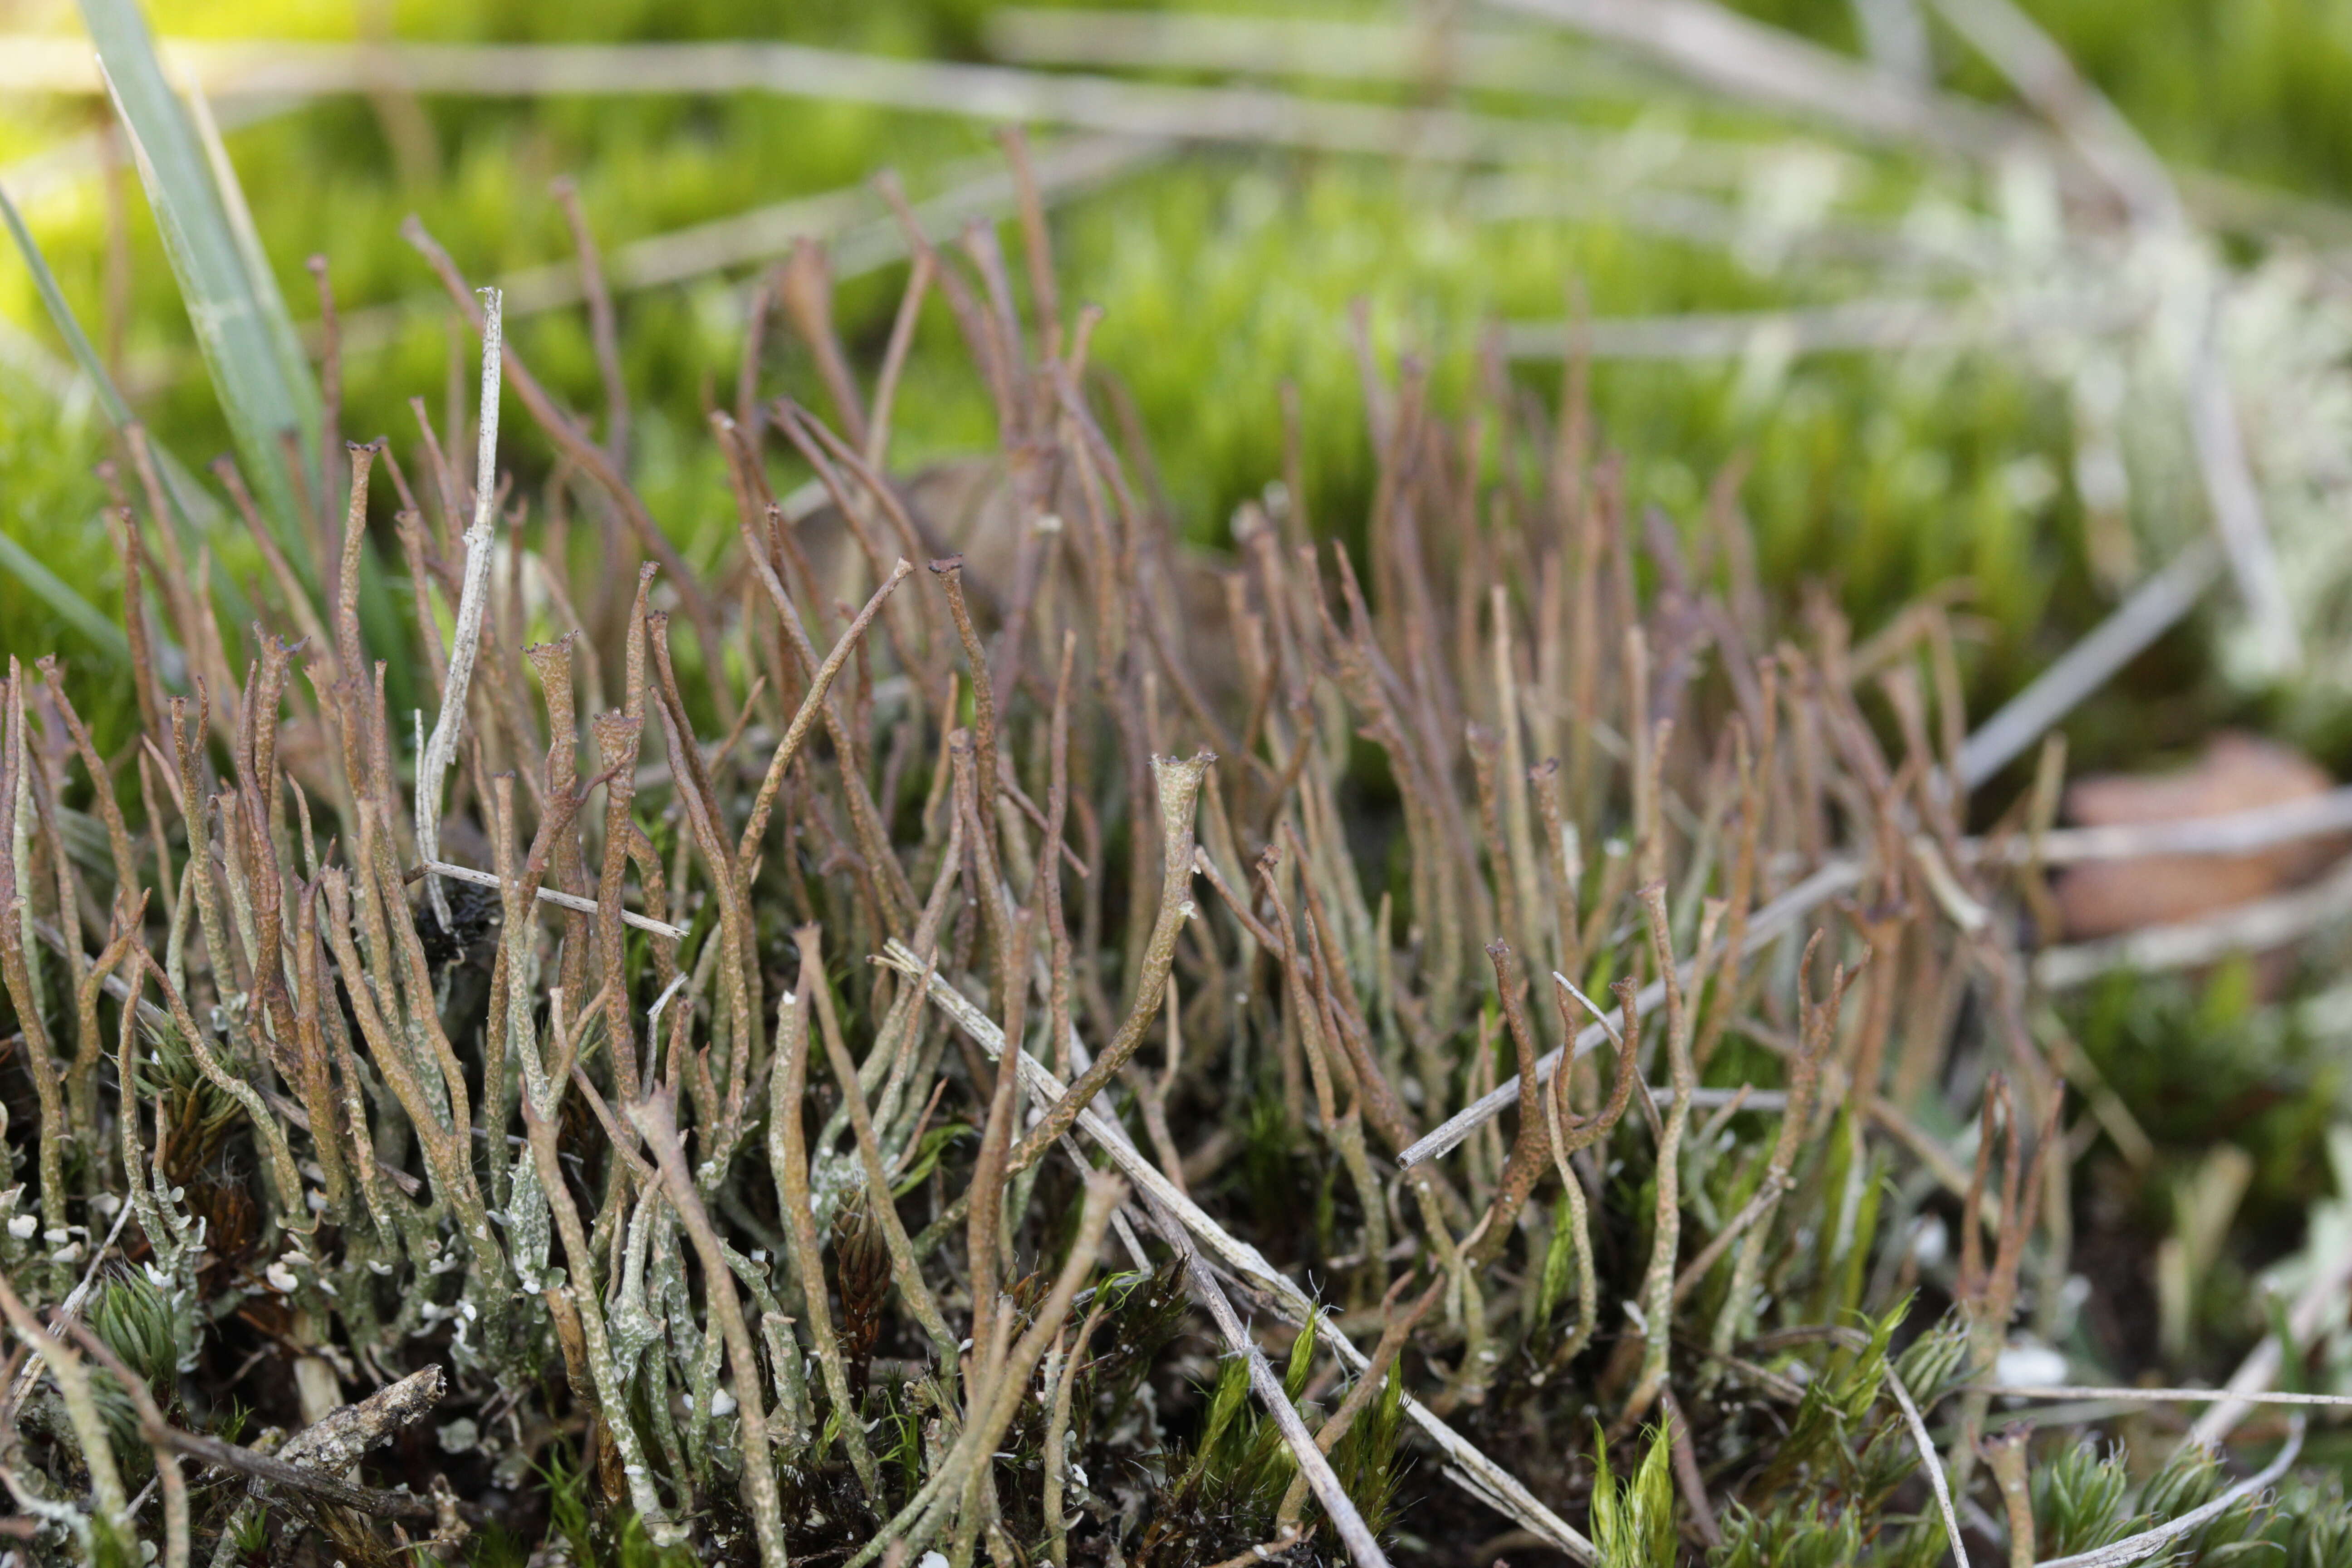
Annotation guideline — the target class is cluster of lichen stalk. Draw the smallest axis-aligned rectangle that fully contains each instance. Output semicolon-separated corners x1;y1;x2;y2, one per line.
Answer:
0;134;2208;1568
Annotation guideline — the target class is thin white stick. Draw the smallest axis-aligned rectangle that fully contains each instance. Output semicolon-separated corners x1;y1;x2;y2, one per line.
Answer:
1488;0;2042;160
2186;289;2300;671
1655;1086;1786;1109
2034;855;2352;989
331;132;1167;354
1161;1216;1392;1568
3;37;1754;180
1978;1384;2352;1408
414;285;501;931
2188;1223;2352;1450
1887;1366;1970;1568
876;940;1597;1563
1972;784;2352;866
416;857;686;941
1956;540;2220;789
987;8;1641;98
1499;291;2133;362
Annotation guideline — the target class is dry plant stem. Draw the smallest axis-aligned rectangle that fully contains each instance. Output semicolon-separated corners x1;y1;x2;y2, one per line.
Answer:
1657;1388;1722;1549
1401;857;1866;1166
1887;1363;1972;1568
401;220;726;694
157;1426;448;1519
1539;976;1639;1367
416;283;502;933
1042;1292;1107;1568
628;1088;791;1568
1710;933;1842;1357
877;941;1596;1562
770;971;883;1498
1621;886;1707;1431
518;1053;669;1528
1467;940;1550;1266
0;677;68;1240
1956;540;2219;789
803;923;957;1361
737;557;913;868
1985;1385;2352;1408
845;1171;1123;1568
1200;1536;1308;1568
1984;1426;2034;1568
415;856;684;938
1006;750;1211;1177
550;175;629;466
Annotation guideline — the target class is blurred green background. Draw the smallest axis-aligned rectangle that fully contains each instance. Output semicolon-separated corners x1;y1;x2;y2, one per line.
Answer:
5;0;2352;771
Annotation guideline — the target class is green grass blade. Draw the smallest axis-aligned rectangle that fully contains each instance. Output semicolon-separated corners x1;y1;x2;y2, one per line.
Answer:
0;529;132;664
79;0;321;580
185;81;320;450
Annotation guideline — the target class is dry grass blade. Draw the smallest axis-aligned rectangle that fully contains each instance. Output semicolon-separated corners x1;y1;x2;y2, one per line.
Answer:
16;69;2343;1564
2034;855;2352;988
876;940;1598;1561
1400;859;1862;1167
415;284;501;930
